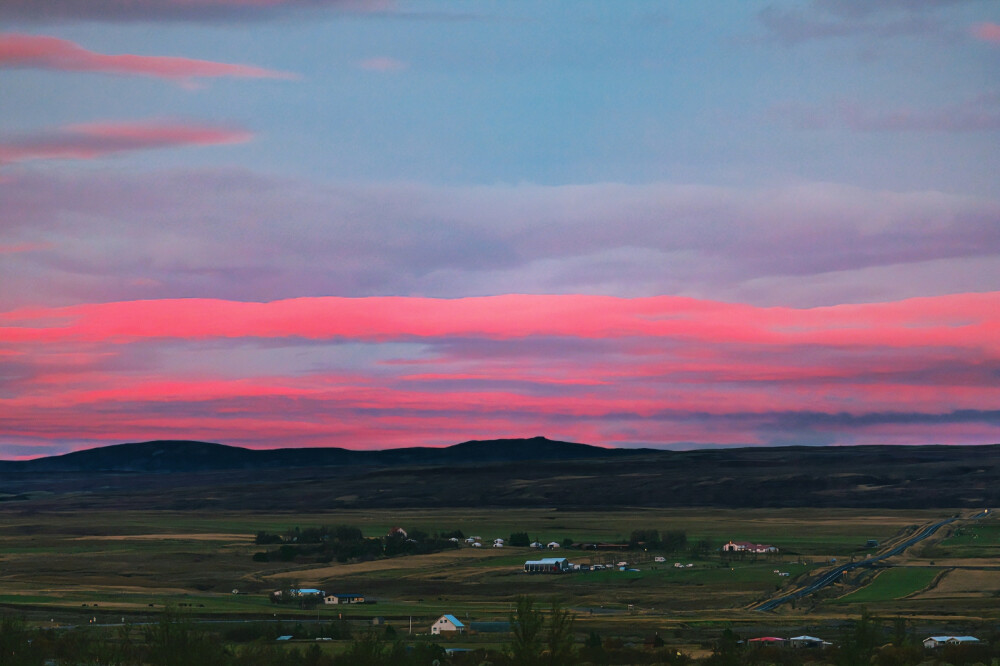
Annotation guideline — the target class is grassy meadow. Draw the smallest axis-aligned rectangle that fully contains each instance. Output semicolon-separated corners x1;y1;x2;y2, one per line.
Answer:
0;505;996;655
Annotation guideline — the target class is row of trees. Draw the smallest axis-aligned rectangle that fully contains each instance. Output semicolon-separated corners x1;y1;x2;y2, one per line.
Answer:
251;525;460;564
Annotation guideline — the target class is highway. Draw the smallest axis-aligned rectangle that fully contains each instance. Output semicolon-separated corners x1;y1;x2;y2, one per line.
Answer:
755;510;989;612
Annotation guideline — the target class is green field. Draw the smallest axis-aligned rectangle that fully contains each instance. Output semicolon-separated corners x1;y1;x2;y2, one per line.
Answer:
833;567;940;604
0;506;995;632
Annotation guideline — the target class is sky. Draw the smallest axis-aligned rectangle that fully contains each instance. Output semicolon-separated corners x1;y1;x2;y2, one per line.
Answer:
1;0;999;457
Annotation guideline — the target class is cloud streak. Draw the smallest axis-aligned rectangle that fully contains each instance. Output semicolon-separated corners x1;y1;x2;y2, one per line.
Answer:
0;0;389;23
1;171;997;310
0;34;298;83
0;121;252;166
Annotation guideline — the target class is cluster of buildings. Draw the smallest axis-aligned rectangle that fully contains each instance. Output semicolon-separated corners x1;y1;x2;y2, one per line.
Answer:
431;615;511;636
273;589;366;605
745;634;981;651
722;540;779;554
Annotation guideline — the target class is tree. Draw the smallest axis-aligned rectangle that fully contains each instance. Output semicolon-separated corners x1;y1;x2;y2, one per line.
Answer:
341;629;386;666
835;607;881;666
705;628;741;666
663;530;687;553
546;600;576;666
509;596;545;666
509;532;531;547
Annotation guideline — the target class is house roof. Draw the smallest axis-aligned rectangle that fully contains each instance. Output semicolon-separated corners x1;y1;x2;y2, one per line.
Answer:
789;636;823;641
925;636;954;642
749;637;785;642
441;614;465;628
525;557;568;565
950;636;980;642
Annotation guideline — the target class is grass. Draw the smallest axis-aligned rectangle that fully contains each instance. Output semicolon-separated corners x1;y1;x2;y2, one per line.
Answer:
833;567;940;604
0;506;993;626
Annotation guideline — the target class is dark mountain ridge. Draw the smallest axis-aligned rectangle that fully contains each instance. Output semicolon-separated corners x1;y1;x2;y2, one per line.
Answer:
2;439;999;510
0;436;622;474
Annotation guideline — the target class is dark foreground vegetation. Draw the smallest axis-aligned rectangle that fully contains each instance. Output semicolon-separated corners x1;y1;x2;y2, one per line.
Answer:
4;603;1000;666
2;438;999;510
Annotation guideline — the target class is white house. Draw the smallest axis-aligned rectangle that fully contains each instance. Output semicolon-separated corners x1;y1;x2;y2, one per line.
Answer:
530;541;543;549
324;593;365;605
431;614;466;635
471;542;482;548
722;540;779;554
493;538;505;548
547;541;561;549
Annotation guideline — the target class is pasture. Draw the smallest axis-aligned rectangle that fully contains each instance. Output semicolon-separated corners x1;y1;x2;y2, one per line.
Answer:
0;505;996;635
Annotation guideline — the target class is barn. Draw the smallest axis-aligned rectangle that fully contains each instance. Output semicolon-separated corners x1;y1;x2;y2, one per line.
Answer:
524;557;571;573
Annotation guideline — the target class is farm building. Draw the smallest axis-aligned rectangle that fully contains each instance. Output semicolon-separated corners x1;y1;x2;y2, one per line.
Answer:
748;637;786;647
431;614;465;635
278;588;324;598
324;593;365;605
789;636;830;649
387;527;407;538
547;541;561;549
923;635;980;648
723;540;779;554
524;557;571;573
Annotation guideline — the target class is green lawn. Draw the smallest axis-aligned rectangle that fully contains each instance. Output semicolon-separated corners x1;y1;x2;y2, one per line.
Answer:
834;567;939;604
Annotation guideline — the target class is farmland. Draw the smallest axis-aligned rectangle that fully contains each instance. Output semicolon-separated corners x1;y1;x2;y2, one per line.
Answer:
0;506;995;629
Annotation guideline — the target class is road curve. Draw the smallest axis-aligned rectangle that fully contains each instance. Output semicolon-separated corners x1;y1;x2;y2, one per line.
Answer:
754;510;989;612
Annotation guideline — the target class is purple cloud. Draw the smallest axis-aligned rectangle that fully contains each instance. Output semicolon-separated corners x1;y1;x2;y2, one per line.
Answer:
1;170;998;310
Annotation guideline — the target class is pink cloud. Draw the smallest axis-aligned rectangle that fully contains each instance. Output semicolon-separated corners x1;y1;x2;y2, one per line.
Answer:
0;0;391;22
358;56;408;71
0;34;298;84
0;120;253;166
1;293;997;352
0;241;50;254
972;22;1000;43
2;292;998;453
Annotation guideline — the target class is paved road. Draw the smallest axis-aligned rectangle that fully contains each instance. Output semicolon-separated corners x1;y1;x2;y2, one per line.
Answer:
755;510;989;612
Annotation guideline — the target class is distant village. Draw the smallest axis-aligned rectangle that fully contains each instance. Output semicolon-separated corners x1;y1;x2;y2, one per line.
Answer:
266;526;982;652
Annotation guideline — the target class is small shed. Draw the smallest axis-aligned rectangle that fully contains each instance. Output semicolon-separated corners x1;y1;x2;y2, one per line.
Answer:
789;636;827;649
431;614;465;635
